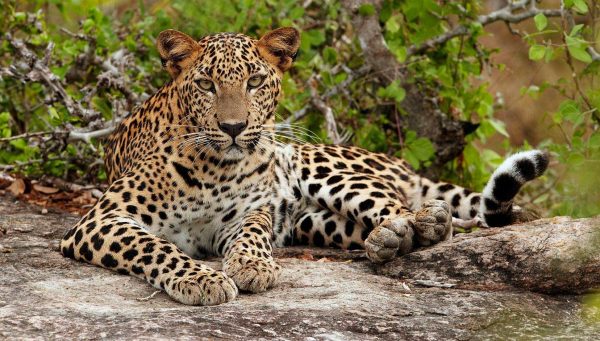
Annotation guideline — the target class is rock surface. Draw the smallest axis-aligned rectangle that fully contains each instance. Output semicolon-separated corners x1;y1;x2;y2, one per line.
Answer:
379;216;600;294
1;195;599;340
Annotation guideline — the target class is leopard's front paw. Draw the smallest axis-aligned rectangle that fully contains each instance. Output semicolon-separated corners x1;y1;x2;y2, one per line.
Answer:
365;217;414;263
168;270;238;306
414;199;452;246
223;255;281;293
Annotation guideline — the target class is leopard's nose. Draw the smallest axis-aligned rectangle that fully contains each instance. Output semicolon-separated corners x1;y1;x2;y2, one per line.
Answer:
218;121;247;139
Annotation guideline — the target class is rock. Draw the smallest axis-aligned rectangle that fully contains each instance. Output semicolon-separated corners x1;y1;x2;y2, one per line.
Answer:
378;216;600;294
1;195;599;339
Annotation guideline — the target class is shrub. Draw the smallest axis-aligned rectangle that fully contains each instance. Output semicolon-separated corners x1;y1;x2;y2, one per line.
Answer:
0;0;598;217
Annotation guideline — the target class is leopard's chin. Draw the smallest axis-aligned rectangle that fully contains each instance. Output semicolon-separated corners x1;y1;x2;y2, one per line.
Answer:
222;145;246;161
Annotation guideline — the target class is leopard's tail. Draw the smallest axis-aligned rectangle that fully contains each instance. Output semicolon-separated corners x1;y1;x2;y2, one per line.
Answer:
416;150;549;227
479;150;549;226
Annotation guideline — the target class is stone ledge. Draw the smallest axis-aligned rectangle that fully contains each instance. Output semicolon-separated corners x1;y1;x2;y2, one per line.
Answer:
1;195;599;339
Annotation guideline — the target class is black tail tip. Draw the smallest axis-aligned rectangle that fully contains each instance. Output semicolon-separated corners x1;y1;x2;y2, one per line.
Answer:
534;150;550;177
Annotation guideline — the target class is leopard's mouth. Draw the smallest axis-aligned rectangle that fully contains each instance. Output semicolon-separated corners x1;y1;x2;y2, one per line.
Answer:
226;144;243;152
207;133;269;161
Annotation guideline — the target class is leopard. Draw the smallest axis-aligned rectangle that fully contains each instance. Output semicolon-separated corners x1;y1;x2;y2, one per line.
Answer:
60;27;549;306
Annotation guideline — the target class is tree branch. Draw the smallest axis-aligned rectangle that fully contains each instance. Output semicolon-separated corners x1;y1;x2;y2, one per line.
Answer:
1;34;100;122
67;124;117;143
307;75;344;144
0;121;118;146
407;0;564;57
588;46;600;62
0;131;68;142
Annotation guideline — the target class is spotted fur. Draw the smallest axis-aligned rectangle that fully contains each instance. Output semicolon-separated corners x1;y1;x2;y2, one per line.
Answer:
60;28;548;305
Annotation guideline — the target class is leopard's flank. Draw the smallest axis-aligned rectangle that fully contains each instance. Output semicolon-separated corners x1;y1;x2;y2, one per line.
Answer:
60;28;549;305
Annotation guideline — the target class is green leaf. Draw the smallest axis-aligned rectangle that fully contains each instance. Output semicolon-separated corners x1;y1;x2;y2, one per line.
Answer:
0;112;10;125
589;132;600;148
533;193;549;204
385;15;401;33
534;13;547;31
48;106;59;120
567;152;585;166
568;45;592;63
82;18;95;34
377;81;406;103
404;130;417;144
322;47;337;65
13;12;26;23
409;137;435;161
528;45;546;61
565;35;592;63
488;119;510;137
303;29;326;48
544;46;555;62
334;72;347;84
0;112;11;138
402;131;435;168
552;111;563;124
559;100;583;125
403;149;420;169
569;24;584;37
572;0;589;13
358;4;375;16
288;6;304;20
388;40;407;63
9;138;28;151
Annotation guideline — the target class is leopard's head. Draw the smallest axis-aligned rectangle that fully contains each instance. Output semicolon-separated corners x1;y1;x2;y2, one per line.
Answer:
157;27;299;162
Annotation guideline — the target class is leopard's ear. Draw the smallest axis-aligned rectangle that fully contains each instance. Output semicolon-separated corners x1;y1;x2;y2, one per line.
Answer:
257;27;300;73
157;29;200;78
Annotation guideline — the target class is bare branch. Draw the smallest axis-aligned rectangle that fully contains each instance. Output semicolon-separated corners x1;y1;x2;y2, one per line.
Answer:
1;34;100;122
285;106;310;125
41;176;105;198
0;157;62;172
308;76;343;144
68;124;117;144
588;46;600;62
94;49;144;111
0;131;68;142
407;0;564;57
0;120;117;146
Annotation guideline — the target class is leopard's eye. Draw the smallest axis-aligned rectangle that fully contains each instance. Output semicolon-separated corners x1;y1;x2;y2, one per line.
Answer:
247;75;265;89
196;79;215;92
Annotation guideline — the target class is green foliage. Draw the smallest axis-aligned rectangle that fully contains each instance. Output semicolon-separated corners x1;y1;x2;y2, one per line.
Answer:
0;0;598;218
400;130;435;169
522;1;600;217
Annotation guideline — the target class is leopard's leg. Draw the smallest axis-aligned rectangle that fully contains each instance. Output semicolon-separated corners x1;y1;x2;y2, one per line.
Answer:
292;202;418;264
219;205;281;293
296;170;432;263
60;181;237;306
293;204;365;250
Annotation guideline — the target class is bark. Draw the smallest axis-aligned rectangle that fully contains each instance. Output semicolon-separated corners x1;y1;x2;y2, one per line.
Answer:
341;0;466;179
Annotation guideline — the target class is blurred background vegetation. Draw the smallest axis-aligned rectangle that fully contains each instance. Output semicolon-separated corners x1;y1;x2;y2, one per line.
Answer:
0;0;598;218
